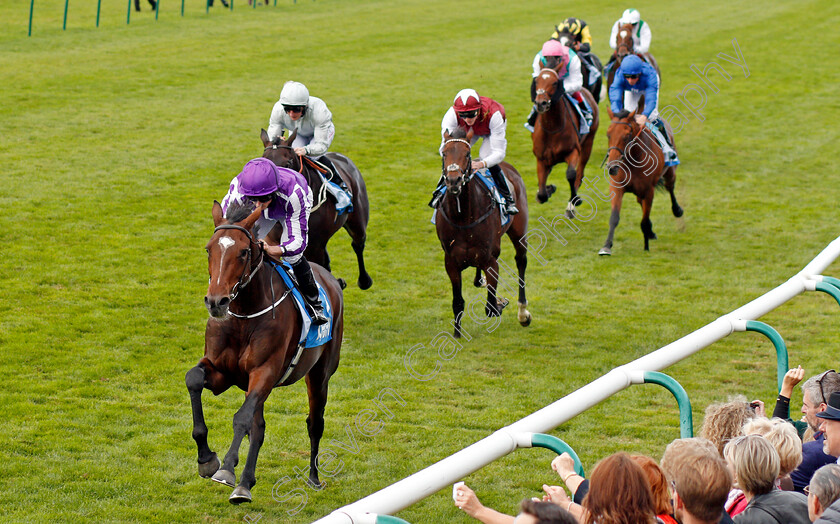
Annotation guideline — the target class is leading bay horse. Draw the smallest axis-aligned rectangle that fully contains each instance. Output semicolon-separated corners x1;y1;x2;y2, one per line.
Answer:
436;128;531;338
187;200;343;503
261;129;372;291
599;109;683;255
531;65;599;218
606;23;660;93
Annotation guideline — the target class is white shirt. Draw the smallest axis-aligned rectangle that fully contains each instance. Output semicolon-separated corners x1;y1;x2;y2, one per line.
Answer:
267;95;335;156
609;21;652;54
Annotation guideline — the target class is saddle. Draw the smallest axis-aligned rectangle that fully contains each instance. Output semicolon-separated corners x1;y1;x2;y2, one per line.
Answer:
301;155;354;214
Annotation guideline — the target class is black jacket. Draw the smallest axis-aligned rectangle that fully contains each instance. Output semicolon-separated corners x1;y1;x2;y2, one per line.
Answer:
733;490;810;524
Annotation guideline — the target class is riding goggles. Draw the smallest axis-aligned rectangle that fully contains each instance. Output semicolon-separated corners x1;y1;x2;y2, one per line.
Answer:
458;110;479;119
623;74;640;80
282;105;305;114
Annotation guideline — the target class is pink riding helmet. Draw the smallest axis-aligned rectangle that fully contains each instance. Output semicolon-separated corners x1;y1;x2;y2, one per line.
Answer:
541;39;569;61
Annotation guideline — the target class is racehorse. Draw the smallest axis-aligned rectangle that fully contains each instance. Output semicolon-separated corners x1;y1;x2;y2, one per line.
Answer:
606;23;660;92
436;128;531;338
186;200;343;503
531;65;599;219
599;109;683;255
261;129;372;291
554;30;603;103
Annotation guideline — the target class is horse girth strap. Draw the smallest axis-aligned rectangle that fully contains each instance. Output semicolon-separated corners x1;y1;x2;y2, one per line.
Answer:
437;202;497;229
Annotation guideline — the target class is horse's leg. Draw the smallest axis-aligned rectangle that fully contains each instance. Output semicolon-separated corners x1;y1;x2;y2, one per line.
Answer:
535;160;555;204
473;267;486;288
345;223;372;290
663;167;683;218
599;189;624;256
185;363;221;478
211;370;273;492
639;188;656;251
508;228;531;327
444;255;465;338
303;351;337;490
484;258;507;317
227;402;266;504
564;148;583;218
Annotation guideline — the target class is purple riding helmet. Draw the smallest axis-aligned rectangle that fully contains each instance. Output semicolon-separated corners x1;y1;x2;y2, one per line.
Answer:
237;158;281;197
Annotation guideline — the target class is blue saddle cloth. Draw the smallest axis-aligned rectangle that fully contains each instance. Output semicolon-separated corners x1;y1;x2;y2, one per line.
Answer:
324;179;353;215
644;122;680;167
430;169;510;227
268;261;333;348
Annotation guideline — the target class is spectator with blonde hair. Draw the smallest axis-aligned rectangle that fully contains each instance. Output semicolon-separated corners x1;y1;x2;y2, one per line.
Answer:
723;434;810;523
743;417;803;490
700;400;758;457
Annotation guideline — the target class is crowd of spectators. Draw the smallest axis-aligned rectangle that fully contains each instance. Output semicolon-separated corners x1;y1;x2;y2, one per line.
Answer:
451;366;840;524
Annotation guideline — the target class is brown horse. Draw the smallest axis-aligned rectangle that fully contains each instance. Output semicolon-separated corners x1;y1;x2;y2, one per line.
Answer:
599;109;683;255
436;128;531;338
606;23;660;92
260;129;372;291
186;200;343;503
531;66;599;219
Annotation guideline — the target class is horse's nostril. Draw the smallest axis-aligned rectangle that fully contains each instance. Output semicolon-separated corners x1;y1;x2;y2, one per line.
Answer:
218;297;230;308
608;167;617;176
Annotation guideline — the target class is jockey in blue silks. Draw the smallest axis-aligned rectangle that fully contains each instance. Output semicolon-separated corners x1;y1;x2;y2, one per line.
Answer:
608;55;678;165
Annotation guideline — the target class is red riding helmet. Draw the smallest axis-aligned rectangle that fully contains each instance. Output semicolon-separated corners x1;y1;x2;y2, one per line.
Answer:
452;89;481;113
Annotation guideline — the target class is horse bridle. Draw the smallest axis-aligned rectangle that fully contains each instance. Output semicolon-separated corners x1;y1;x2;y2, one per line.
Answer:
213;224;265;301
264;143;300;171
601;119;648;167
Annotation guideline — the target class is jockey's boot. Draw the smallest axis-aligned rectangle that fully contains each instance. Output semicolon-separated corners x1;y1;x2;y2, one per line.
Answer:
489;165;518;215
428;177;445;209
524;106;537;133
315;155;349;193
291;258;329;326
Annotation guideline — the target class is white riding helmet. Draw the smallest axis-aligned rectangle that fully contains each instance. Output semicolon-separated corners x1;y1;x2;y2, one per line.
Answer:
279;81;310;106
620;8;641;24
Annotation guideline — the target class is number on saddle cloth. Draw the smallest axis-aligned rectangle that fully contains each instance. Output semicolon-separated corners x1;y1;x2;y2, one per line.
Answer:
268;261;333;348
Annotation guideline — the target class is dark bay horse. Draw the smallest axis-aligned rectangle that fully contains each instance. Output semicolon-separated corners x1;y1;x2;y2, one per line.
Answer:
531;66;599;218
599;109;683;255
187;200;343;503
436;128;531;338
261;129;372;291
606;23;660;92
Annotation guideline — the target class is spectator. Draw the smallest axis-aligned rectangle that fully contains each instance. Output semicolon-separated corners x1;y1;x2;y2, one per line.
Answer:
453;483;576;524
743;417;803;490
787;370;840;493
582;452;658;524
816;392;840;458
700;399;758;457
133;0;156;10
723;434;810;523
660;438;733;524
808;464;840;522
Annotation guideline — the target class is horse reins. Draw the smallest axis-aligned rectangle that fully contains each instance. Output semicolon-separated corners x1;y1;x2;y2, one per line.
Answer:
535;68;577;136
213;224;265;301
600;119;654;167
438;139;498;229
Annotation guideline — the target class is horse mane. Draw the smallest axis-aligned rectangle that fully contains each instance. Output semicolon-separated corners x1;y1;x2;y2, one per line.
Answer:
225;199;256;224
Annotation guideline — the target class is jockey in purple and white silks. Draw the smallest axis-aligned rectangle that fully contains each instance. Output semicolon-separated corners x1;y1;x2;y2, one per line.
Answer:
221;157;328;324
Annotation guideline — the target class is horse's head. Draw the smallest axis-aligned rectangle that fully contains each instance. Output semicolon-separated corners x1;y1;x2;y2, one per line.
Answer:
204;199;267;318
441;128;474;196
261;128;299;170
555;30;575;50
533;67;563;114
606;108;638;176
615;23;635;60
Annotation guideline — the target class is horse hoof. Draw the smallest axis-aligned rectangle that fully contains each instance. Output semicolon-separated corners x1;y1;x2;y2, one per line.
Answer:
537;192;548;204
198;453;220;479
337;278;347;290
519;313;532;327
229;486;252;505
547;184;556;196
474;276;486;288
307;476;325;491
357;274;372;290
598;247;612;256
673;206;684;218
649;232;658;240
453;329;461;339
211;469;236;488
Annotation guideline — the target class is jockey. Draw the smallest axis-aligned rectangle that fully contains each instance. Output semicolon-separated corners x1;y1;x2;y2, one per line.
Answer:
221;157;328;325
609;8;652;55
525;40;593;134
608;55;678;165
429;89;518;215
552;17;592;53
267;81;346;191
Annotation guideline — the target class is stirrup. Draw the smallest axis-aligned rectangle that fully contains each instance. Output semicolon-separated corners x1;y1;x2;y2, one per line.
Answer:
310;307;328;326
429;192;443;209
505;202;519;215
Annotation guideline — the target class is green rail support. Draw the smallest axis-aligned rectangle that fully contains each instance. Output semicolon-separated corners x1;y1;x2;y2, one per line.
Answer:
744;320;788;392
822;276;840;291
154;0;159;19
530;433;585;477
642;371;693;438
126;0;131;24
376;516;411;524
816;282;840;307
181;0;184;16
97;0;102;26
29;0;35;36
63;0;69;30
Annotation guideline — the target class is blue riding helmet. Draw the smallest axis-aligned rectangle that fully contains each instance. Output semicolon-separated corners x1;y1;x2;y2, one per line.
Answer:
237;158;280;197
620;55;643;76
